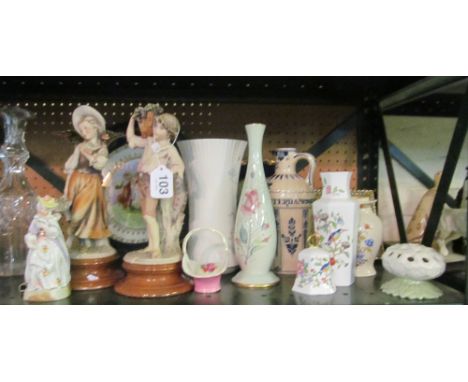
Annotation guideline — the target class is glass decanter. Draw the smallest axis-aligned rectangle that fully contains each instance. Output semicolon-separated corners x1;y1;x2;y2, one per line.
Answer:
0;106;36;276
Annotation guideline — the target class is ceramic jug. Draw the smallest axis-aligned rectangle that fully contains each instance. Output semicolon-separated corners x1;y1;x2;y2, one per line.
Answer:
312;172;359;286
267;147;297;188
270;152;316;274
233;123;278;288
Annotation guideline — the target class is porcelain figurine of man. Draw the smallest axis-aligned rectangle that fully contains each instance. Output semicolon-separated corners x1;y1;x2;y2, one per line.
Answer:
125;104;187;263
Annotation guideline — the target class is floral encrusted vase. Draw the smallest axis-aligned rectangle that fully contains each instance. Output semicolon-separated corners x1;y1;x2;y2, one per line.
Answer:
292;245;336;295
233;123;278;288
355;200;382;277
312;172;359;286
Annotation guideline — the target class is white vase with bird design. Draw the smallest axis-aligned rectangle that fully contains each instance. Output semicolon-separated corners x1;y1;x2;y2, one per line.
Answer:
312;172;359;286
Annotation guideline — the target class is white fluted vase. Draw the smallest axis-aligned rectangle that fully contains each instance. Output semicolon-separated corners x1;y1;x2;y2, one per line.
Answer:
233;123;279;288
312;172;359;286
178;139;247;272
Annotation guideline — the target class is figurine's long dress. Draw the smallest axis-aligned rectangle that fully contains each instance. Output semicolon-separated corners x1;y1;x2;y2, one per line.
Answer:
24;214;70;290
65;150;111;239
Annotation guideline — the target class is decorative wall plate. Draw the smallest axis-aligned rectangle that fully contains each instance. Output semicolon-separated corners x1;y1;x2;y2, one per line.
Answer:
102;145;147;244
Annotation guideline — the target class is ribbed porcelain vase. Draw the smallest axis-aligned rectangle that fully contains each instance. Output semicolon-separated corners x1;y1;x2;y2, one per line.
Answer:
312;172;359;286
178;139;247;272
233;123;279;288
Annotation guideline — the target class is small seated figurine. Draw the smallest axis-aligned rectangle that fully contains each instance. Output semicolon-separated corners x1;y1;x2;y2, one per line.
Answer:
23;196;71;302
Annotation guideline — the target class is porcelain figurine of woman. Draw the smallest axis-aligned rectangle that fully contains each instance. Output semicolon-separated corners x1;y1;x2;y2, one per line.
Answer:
125;105;187;262
64;105;115;259
23;196;71;301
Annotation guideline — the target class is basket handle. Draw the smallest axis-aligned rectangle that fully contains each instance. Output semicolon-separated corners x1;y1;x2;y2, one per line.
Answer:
182;227;229;274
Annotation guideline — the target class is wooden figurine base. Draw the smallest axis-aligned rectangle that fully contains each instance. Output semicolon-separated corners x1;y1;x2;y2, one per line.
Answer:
71;255;124;290
114;260;193;298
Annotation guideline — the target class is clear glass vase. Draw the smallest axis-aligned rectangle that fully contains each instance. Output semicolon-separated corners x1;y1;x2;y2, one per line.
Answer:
0;106;36;276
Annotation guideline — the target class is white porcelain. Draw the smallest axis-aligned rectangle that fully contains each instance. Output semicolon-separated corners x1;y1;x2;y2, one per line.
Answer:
182;227;228;293
312;172;359;286
382;243;446;281
355;200;383;277
292;246;336;295
178;139;247;272
233;123;279;287
270;152;316;274
23;196;71;302
381;243;446;300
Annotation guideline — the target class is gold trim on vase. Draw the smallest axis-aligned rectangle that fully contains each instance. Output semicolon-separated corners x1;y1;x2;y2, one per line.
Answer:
232;280;280;289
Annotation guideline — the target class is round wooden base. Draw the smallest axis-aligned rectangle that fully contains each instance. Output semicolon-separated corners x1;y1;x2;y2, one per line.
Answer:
71;255;124;291
114;261;193;298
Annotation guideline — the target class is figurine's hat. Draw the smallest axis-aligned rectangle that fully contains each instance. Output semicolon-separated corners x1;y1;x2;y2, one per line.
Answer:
159;113;180;139
37;195;59;210
72;105;106;134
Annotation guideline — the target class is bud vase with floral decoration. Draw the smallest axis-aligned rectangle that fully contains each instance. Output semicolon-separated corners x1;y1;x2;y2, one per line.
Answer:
233;123;278;288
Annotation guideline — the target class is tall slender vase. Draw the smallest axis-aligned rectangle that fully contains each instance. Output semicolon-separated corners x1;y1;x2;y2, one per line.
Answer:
233;123;278;287
312;172;359;286
177;139;247;272
0;107;36;276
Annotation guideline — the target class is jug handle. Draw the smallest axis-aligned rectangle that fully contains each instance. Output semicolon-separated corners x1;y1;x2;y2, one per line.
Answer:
293;153;316;187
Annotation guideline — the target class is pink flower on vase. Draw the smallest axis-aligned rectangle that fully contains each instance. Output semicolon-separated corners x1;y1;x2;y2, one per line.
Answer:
201;263;217;273
241;190;260;215
261;236;270;243
262;223;270;230
325;185;332;194
297;260;305;275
